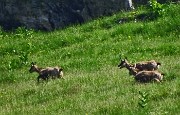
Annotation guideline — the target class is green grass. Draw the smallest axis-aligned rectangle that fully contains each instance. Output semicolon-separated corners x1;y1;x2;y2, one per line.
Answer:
0;3;180;115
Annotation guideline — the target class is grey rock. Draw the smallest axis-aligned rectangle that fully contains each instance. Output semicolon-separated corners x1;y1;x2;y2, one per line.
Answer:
0;0;135;31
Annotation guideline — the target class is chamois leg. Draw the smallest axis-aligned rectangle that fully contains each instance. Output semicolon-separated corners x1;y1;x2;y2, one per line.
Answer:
37;75;41;83
153;78;160;83
37;74;49;83
45;75;49;81
57;73;64;79
57;74;60;79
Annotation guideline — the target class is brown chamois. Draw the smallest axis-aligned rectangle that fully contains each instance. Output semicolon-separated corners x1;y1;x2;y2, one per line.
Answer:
128;66;164;83
118;58;161;73
29;62;63;82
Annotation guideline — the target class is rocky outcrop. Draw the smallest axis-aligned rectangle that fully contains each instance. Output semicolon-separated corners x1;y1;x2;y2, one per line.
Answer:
0;0;132;31
0;0;177;31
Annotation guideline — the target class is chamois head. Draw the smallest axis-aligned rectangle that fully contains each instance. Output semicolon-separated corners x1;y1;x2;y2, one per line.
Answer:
29;62;38;73
128;66;139;76
118;58;133;69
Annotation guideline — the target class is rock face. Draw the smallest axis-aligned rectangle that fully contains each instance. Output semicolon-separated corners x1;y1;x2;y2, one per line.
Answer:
0;0;132;31
0;0;177;31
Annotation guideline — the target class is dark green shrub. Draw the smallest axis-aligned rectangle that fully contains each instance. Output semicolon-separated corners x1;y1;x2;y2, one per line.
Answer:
138;91;149;108
148;0;167;18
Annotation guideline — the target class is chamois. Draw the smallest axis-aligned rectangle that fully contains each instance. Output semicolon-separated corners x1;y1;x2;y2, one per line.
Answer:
129;66;164;83
118;58;161;73
29;62;63;82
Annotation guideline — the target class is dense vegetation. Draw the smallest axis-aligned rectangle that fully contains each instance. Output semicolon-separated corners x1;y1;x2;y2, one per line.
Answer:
0;2;180;114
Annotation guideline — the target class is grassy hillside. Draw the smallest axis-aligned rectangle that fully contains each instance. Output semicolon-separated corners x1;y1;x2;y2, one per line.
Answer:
0;3;180;115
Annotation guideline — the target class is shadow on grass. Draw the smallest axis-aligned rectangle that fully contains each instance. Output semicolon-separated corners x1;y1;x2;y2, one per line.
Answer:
116;12;158;25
